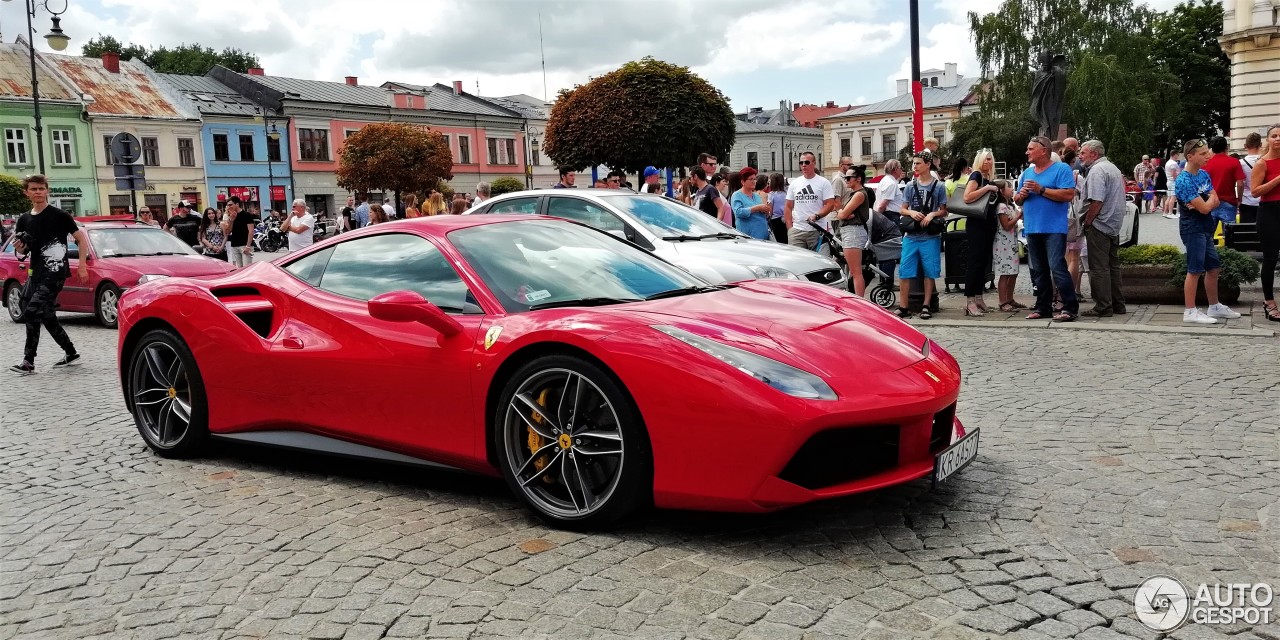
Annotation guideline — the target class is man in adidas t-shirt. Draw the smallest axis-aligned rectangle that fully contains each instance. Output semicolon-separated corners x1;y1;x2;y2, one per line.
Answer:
784;151;837;251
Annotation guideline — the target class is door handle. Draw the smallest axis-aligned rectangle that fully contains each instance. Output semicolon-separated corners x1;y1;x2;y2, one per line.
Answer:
282;336;304;349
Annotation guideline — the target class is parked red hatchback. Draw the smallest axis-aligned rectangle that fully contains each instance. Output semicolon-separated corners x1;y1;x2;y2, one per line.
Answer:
0;217;235;328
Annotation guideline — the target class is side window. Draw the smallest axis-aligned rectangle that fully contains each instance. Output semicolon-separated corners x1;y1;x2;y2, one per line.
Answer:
313;234;478;313
488;197;539;214
66;234;80;261
283;246;334;286
546;197;626;232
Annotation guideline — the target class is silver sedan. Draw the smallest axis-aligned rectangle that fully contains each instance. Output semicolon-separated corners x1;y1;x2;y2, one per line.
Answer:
466;190;847;289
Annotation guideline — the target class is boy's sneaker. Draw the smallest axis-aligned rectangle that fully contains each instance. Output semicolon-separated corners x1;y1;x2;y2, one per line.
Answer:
9;361;34;375
1183;308;1218;324
1207;303;1241;319
52;353;80;368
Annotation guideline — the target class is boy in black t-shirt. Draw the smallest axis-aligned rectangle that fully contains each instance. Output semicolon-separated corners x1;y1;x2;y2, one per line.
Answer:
11;175;88;374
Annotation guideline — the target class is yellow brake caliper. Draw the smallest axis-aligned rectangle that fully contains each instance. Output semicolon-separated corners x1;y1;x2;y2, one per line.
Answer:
528;389;556;483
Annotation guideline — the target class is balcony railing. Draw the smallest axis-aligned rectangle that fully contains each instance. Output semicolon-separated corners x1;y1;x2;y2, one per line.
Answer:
871;151;897;164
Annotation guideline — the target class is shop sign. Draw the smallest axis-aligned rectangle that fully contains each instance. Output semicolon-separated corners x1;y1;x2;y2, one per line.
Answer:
50;187;83;196
270;185;286;201
227;186;260;201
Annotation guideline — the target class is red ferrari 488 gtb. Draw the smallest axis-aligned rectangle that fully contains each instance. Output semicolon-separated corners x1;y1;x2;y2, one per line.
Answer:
117;215;977;528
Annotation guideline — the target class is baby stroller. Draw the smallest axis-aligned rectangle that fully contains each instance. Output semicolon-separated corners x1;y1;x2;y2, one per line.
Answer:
809;221;897;310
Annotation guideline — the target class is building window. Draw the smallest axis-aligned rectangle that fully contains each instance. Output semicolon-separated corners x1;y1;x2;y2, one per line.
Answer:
487;138;498;165
178;137;195;167
298;128;330;161
344;128;359;139
102;135;117;164
51;129;75;166
839;138;850;158
267;136;281;162
882;134;897;156
771;151;776;171
141;137;159;166
4;128;29;166
861;137;872;157
239;134;255;162
212;133;230;161
531;149;540;166
458;136;471;164
747;152;758;169
505;139;516;165
440;134;451;161
933;130;946;145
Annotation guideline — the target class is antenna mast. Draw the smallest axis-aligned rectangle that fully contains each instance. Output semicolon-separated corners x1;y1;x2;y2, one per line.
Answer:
538;11;548;102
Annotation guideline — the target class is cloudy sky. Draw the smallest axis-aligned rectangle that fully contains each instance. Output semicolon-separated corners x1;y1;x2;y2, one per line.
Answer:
2;0;1182;112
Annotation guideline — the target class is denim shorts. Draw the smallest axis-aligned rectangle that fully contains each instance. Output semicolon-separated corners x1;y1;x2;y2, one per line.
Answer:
899;235;941;279
1180;227;1221;274
1211;201;1238;225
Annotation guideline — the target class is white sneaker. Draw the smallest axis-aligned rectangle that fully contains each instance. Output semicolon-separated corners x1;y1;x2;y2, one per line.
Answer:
1162;212;1178;220
1207;303;1241;319
1183;308;1218;324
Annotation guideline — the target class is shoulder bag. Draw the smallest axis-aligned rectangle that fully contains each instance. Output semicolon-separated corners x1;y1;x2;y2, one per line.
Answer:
947;180;995;219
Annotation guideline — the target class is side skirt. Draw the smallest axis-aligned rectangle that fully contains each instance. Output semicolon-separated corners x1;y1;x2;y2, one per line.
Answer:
211;430;462;471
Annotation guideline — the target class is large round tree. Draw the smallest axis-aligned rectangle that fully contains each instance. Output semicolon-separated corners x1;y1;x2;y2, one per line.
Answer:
337;123;453;202
544;57;735;173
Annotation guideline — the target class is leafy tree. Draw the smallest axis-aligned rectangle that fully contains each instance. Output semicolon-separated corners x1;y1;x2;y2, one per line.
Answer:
81;36;260;74
337;124;453;205
0;175;31;216
488;177;525;196
544;57;735;173
1149;0;1230;154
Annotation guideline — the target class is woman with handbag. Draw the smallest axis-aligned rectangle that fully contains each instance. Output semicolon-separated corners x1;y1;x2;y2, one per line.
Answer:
959;150;1000;316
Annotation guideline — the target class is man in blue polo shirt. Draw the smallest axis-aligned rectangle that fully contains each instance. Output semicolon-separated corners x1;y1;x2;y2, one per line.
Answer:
1015;135;1078;321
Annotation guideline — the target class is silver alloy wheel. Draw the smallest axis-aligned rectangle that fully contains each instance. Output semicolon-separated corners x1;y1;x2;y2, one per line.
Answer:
130;342;192;449
502;368;625;520
98;287;119;326
6;285;20;321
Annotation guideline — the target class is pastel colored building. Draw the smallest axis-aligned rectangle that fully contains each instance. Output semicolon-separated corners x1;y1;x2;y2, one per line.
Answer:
160;73;293;214
49;52;205;216
1220;0;1280;150
0;39;99;215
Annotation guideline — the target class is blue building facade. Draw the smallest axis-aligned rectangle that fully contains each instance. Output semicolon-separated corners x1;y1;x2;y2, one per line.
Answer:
160;74;293;214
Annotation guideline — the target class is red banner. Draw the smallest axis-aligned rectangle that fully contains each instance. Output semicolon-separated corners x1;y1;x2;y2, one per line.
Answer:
270;185;286;201
228;186;259;201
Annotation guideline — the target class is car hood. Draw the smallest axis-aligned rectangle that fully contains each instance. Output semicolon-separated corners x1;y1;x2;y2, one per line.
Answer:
596;281;926;377
659;236;840;279
102;254;237;278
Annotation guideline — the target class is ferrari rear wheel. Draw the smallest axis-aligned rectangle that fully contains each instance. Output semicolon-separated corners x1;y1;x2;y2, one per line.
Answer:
127;328;209;458
495;355;651;529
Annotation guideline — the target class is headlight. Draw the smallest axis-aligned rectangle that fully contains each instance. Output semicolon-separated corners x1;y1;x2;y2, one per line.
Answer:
746;265;799;280
136;274;170;284
651;325;836;400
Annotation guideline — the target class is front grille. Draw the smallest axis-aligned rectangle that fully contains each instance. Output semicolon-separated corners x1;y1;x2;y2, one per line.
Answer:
929;403;956;454
805;268;843;285
778;425;899;490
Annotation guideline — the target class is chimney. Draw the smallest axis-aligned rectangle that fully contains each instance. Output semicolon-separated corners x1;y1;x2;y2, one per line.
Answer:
826;101;835;108
452;81;463;95
248;67;264;76
943;62;958;87
749;107;762;114
344;76;358;86
896;78;908;96
102;52;120;74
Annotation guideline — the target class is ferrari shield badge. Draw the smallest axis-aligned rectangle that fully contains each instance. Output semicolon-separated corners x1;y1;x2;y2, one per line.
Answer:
484;325;503;350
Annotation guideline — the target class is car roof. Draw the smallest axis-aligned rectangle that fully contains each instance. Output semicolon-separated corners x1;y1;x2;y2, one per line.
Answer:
484;189;649;202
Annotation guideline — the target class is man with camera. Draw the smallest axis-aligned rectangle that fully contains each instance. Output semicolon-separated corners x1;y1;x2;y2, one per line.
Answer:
10;175;87;375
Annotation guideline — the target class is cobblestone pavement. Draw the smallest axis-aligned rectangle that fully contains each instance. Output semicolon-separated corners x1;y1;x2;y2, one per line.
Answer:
2;316;1279;640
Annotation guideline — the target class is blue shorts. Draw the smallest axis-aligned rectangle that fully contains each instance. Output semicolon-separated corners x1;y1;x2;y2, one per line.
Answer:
1180;227;1221;274
1211;201;1237;225
899;235;941;279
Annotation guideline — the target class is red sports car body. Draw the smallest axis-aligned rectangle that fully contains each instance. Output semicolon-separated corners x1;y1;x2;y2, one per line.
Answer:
2;217;235;328
116;215;975;527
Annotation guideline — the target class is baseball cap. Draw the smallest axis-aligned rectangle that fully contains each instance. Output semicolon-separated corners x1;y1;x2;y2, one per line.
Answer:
175;200;190;209
643;166;660;178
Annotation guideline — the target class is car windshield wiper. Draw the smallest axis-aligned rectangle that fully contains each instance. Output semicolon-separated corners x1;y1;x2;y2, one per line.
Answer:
527;296;643;311
644;285;730;301
694;232;741;240
661;234;703;242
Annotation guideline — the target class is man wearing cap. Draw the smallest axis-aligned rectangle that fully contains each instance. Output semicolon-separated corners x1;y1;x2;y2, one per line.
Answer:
165;201;201;250
1016;135;1079;321
639;166;663;194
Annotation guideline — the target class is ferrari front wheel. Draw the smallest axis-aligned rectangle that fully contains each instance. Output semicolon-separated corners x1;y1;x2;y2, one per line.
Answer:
495;355;651;529
126;328;209;458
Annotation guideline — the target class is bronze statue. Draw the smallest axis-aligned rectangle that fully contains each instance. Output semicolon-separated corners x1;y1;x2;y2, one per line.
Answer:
1030;51;1067;139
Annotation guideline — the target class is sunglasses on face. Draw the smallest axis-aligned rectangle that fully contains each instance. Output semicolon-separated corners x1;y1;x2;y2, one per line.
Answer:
798;160;812;166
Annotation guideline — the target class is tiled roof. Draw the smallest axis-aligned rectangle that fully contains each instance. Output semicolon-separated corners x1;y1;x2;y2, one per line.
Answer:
384;81;520;118
483;95;545;120
0;40;78;102
239;73;392;107
821;77;981;119
159;73;261;117
48;55;196;119
735;120;822;136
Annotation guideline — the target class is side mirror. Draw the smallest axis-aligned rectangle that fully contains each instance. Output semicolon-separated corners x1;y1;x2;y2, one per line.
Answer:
368;290;462;336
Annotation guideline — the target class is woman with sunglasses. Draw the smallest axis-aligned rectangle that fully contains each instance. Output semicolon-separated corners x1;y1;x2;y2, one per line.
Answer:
198;207;227;261
137;208;159;227
1250;123;1280;322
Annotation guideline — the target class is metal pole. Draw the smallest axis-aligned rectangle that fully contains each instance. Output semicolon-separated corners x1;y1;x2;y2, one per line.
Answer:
909;0;924;154
25;0;47;175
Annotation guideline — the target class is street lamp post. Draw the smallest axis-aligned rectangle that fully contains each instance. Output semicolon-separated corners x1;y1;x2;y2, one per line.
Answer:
4;0;72;175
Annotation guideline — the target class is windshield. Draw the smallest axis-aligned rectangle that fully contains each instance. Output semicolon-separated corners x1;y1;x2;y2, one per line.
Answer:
600;195;744;239
450;219;705;313
88;228;199;258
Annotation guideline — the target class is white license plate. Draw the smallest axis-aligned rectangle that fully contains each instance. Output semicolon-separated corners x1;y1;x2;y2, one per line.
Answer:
932;428;979;487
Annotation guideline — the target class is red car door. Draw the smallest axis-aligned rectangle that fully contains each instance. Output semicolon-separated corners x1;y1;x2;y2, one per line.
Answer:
59;233;93;311
273;234;485;468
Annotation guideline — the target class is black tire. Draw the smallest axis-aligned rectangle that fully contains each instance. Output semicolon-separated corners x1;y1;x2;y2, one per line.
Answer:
5;281;22;323
493;355;651;529
95;283;121;329
126;328;209;459
870;284;896;309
